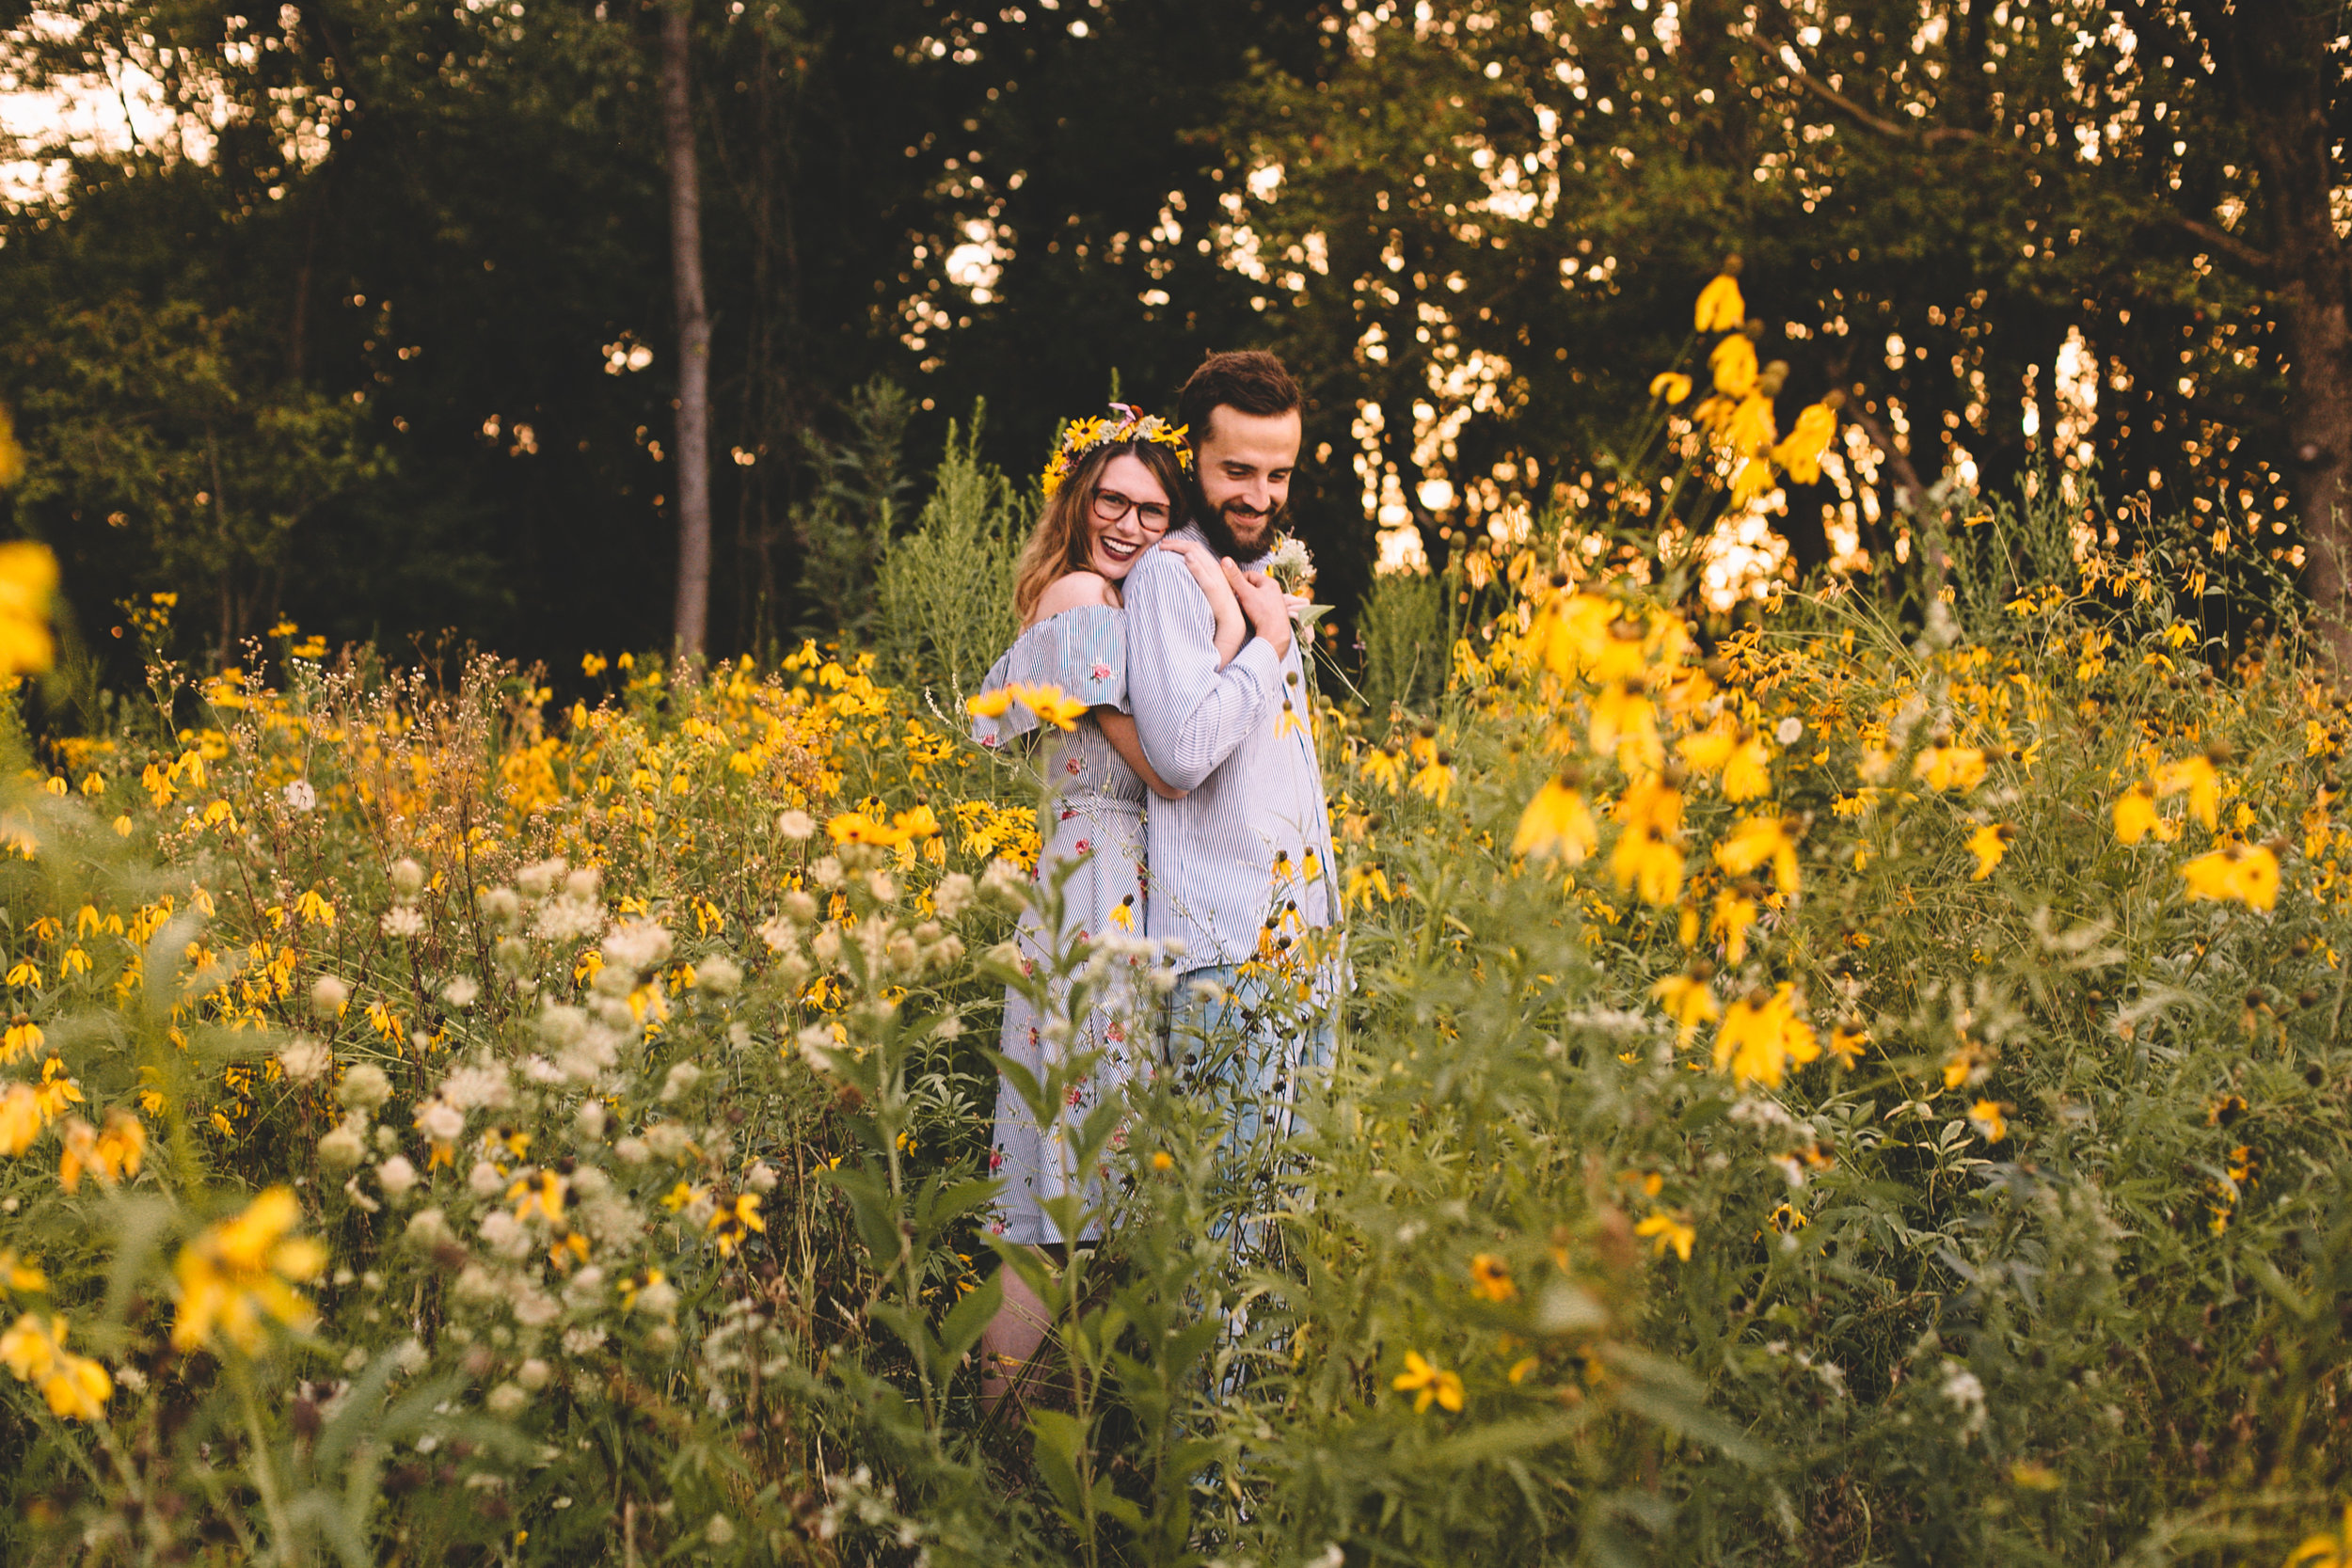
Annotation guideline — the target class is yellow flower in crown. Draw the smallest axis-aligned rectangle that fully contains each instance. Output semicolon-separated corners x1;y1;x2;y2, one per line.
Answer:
1041;403;1194;498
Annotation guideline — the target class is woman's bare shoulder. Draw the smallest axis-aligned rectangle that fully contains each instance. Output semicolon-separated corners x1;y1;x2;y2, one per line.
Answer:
1030;571;1120;621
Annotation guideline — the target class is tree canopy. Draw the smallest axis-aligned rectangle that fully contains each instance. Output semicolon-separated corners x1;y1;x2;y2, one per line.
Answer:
0;0;2340;668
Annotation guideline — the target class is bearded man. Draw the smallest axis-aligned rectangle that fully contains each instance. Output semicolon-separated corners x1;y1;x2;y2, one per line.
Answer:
1121;349;1339;1162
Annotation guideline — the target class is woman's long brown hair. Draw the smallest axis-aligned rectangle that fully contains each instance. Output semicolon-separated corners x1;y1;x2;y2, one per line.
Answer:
1011;439;1192;625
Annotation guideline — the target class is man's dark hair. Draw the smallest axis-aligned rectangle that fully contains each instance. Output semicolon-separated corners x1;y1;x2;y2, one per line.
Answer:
1176;350;1302;446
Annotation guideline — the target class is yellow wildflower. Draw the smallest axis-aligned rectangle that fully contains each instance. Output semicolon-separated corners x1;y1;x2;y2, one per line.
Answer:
1914;743;1989;792
1708;333;1758;398
2113;785;2159;845
1648;372;1692;404
1693;271;1745;332
1710;891;1759;962
1967;824;2013;881
827;811;913;847
1772;402;1837;484
170;1186;327;1354
1392;1350;1464;1413
2181;844;2280;911
1512;778;1597;863
0;1084;43;1156
2154;754;2221;831
0;1313;109;1421
1724;394;1776;459
2283;1503;2352;1568
1635;1212;1696;1261
966;688;1012;719
1969;1100;2009;1143
1713;814;1801;895
1006;681;1087;731
1651;971;1718;1046
1711;984;1820;1088
1827;1023;1868;1069
0;542;58;677
1468;1254;1516;1304
1588;679;1661;770
707;1192;766;1258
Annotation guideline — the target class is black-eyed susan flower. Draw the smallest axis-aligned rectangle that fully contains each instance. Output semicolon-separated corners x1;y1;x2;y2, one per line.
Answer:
1968;1101;2009;1143
1468;1254;1516;1304
1393;1350;1464;1413
707;1192;766;1258
1648;371;1692;404
2113;784;2160;845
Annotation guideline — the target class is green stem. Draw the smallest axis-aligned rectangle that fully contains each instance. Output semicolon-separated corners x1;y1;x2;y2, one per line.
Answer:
230;1356;300;1568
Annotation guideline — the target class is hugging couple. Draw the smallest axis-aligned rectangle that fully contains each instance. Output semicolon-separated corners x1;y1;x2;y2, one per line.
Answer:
967;350;1339;1406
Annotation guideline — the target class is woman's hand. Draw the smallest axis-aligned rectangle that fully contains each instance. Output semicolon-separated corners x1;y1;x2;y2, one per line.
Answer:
1158;538;1248;666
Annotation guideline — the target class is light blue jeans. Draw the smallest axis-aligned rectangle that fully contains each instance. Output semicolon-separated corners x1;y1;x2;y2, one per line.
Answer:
1161;962;1336;1158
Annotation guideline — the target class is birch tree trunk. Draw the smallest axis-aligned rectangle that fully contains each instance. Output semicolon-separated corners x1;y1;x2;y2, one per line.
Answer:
661;0;713;658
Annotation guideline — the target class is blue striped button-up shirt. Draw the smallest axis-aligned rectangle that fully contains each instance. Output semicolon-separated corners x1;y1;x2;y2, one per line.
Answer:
1121;525;1338;973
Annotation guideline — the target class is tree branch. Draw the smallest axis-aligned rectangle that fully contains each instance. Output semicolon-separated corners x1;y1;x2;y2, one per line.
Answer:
1740;31;1982;148
2165;213;2276;276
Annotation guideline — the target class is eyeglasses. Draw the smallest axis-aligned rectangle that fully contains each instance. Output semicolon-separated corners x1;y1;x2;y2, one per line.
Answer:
1090;488;1170;531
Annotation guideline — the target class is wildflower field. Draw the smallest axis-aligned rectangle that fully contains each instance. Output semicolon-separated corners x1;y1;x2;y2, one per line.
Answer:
4;295;2352;1563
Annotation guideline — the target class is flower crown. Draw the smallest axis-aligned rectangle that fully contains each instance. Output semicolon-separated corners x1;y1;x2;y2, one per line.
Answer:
1041;403;1192;499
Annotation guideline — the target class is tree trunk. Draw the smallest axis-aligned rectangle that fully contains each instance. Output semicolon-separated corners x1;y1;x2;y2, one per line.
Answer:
661;0;713;659
2202;0;2352;669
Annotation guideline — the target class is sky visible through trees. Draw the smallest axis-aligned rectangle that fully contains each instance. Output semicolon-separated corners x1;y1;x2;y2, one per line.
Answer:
0;0;2339;673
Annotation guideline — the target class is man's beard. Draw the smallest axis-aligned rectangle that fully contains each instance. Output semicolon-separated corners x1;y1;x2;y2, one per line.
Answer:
1200;498;1282;560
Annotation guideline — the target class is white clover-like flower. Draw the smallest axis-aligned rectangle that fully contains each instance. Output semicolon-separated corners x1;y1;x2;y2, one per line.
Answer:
376;1155;419;1197
931;872;976;920
602;919;674;974
468;1159;505;1197
337;1063;392;1112
311;974;352;1020
516;857;567;897
777;809;816;840
441;975;481;1009
278;1036;332;1084
695;956;742;994
479;1210;531;1259
1774;716;1804;745
437;1060;511;1113
479;886;521;927
282;779;317;813
318;1121;365;1168
485;1382;528;1418
381;905;426;939
389;858;426;897
416;1100;467;1143
660;1062;703;1101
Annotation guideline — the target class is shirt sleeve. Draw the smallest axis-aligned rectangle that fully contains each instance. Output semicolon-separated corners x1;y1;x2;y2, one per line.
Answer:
1121;549;1279;792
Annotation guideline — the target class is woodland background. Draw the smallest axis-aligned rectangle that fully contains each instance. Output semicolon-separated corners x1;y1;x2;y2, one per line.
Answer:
0;0;2339;673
